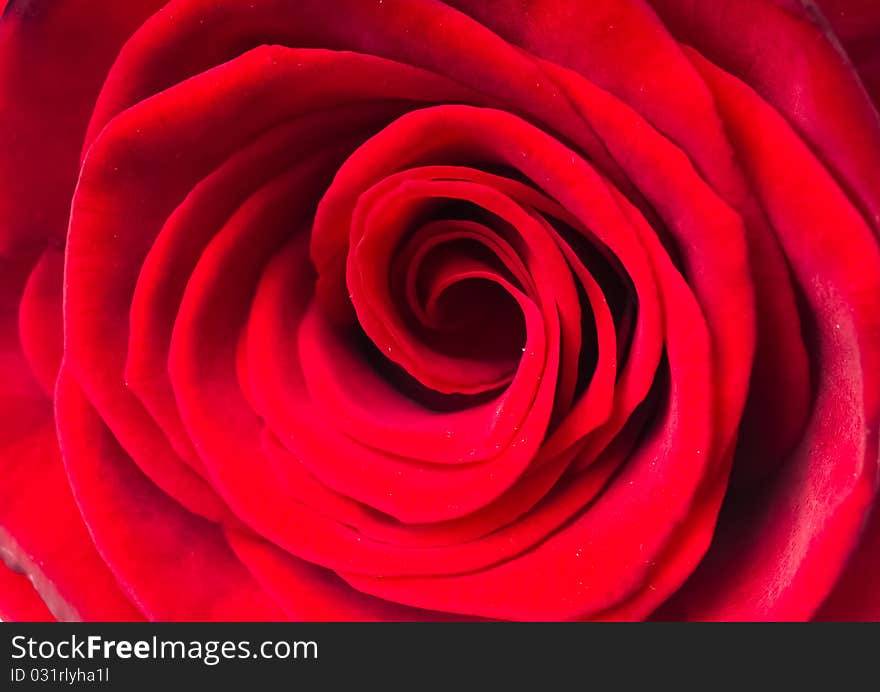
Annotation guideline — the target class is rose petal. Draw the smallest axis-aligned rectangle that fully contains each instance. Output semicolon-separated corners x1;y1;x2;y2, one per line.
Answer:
816;0;880;107
18;248;63;396
0;563;54;622
0;255;141;621
227;529;476;622
665;51;880;620
648;0;880;232
816;499;880;620
55;369;285;621
0;0;166;253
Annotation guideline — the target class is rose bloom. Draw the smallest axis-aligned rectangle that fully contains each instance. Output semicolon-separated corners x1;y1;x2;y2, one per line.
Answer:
0;0;878;622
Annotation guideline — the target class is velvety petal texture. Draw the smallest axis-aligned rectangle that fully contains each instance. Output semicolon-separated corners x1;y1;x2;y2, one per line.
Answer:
0;0;878;621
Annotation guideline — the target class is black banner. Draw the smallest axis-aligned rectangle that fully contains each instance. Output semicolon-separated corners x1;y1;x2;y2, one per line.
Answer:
2;622;874;689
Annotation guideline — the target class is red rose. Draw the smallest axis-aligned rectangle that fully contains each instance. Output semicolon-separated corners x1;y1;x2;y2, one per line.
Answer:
1;0;879;622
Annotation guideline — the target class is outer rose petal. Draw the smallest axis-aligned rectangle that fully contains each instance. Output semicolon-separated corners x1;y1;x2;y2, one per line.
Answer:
55;370;286;622
0;255;141;621
816;499;880;620
647;0;880;233
815;0;880;107
659;51;880;620
0;563;54;622
0;0;167;253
